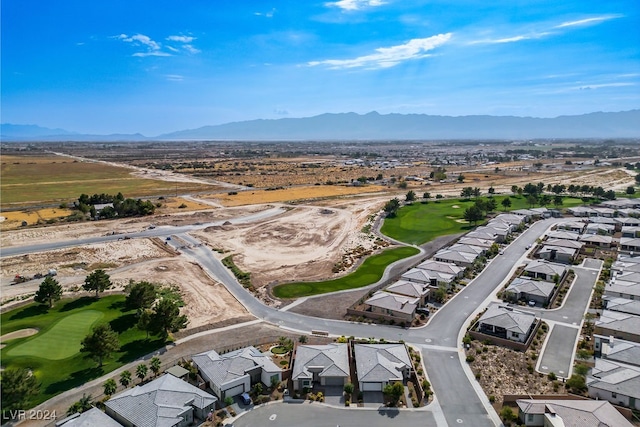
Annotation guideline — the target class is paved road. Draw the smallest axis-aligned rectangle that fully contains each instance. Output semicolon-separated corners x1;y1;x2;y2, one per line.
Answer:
530;260;602;378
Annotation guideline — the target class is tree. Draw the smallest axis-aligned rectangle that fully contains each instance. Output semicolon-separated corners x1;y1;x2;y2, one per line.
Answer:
460;187;473;199
405;190;416;202
66;394;93;415
103;378;117;397
635;173;640;184
298;335;308;343
34;276;63;308
1;368;40;413
150;298;188;340
485;198;497;213
344;382;355;396
472;187;482;199
627;186;636;195
526;194;538;208
566;374;587;394
500;406;517;423
136;308;153;338
553;195;563;208
397;180;408;189
83;269;111;298
383;381;404;405
383;198;401;217
120;370;132;388
125;280;157;310
511;185;519;195
457;174;465;183
501;197;512;211
136;363;148;383
80;323;120;366
488;186;495;194
422;192;431;202
463;205;484;226
150;357;162;377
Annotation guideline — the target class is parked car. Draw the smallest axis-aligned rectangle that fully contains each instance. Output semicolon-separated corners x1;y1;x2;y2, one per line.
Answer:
528;300;536;307
240;392;252;405
416;307;430;316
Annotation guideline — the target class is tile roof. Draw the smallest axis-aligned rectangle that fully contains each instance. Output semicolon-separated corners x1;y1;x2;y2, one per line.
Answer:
400;268;435;284
506;278;555;298
545;230;580;241
457;237;494;248
192;346;280;389
601;338;640;367
605;297;640;316
434;249;477;264
56;407;122;427
539;245;577;257
416;260;464;275
292;344;349;381
105;374;216;427
543;239;584;249
588;358;640;400
354;343;411;383
365;291;418;315
524;260;567;277
386;280;430;299
478;304;537;334
595;310;640;335
516;398;633;427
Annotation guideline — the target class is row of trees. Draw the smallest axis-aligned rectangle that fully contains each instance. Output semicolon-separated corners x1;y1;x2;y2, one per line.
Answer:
34;269;112;308
510;182;617;200
75;192;156;219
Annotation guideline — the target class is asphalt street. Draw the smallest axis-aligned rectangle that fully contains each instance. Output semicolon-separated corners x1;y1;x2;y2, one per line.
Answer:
537;324;579;378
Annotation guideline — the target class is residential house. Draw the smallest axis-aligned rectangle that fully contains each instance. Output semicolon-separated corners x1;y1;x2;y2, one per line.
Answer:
579;234;614;248
477;304;537;343
611;256;640;274
584;223;615;235
617;217;640;227
523;260;567;282
604;279;640;301
504;278;555;306
447;243;485;256
598;337;640;367
465;229;498;241
594;310;640;343
481;225;510;243
457;237;494;248
105;374;217;427
400;268;436;285
621;226;640;238
516;398;633;427
601;198;640;209
616;209;640;218
543;238;584;251
291;344;349;391
620;237;640;253
364;291;418;322
416;260;464;278
604;297;640;316
545;230;581;241
385;280;430;306
433;249;477;267
592;207;616;218
537;245;576;264
587;358;640;410
556;221;586;233
55;407;122;427
511;208;537;221
354;343;412;392
192;346;281;400
568;206;598;217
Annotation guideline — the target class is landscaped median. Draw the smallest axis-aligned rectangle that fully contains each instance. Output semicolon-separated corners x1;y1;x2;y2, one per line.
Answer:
272;246;420;299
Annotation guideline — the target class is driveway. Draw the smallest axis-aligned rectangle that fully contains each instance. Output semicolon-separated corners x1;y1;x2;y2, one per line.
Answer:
536;324;580;378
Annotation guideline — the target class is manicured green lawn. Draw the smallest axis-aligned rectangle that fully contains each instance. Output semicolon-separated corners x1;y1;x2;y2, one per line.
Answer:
7;310;103;360
0;296;165;408
272;246;420;298
381;195;586;245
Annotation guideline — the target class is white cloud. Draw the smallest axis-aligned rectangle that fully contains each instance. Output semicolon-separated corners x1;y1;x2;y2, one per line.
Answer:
182;44;201;54
575;82;635;90
469;31;552;45
555;14;622;28
165;74;184;81
118;33;161;51
308;33;451;69
133;51;172;57
254;8;276;18
325;0;386;11
166;35;195;43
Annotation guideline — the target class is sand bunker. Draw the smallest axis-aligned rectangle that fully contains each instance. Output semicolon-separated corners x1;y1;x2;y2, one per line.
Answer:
1;328;39;342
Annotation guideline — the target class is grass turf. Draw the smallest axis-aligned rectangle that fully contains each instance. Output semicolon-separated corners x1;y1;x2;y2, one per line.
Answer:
381;195;586;245
0;296;165;408
272;246;420;298
7;310;103;360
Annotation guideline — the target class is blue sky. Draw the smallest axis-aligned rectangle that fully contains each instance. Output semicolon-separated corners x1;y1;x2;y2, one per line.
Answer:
2;0;639;136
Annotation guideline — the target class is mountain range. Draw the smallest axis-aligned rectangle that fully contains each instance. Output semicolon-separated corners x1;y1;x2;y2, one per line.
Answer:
2;110;640;141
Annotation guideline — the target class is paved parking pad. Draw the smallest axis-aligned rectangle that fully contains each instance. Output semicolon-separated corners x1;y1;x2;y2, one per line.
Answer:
537;324;579;379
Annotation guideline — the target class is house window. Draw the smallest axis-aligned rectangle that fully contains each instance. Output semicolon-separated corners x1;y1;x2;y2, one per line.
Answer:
527;414;534;421
512;332;519;339
612;392;617;398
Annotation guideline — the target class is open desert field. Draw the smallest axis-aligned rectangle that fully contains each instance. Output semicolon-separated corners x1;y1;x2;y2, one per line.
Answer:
0;154;219;208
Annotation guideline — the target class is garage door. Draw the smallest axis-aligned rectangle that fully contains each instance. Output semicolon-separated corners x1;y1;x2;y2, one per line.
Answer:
361;382;383;391
324;377;344;386
224;384;244;398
